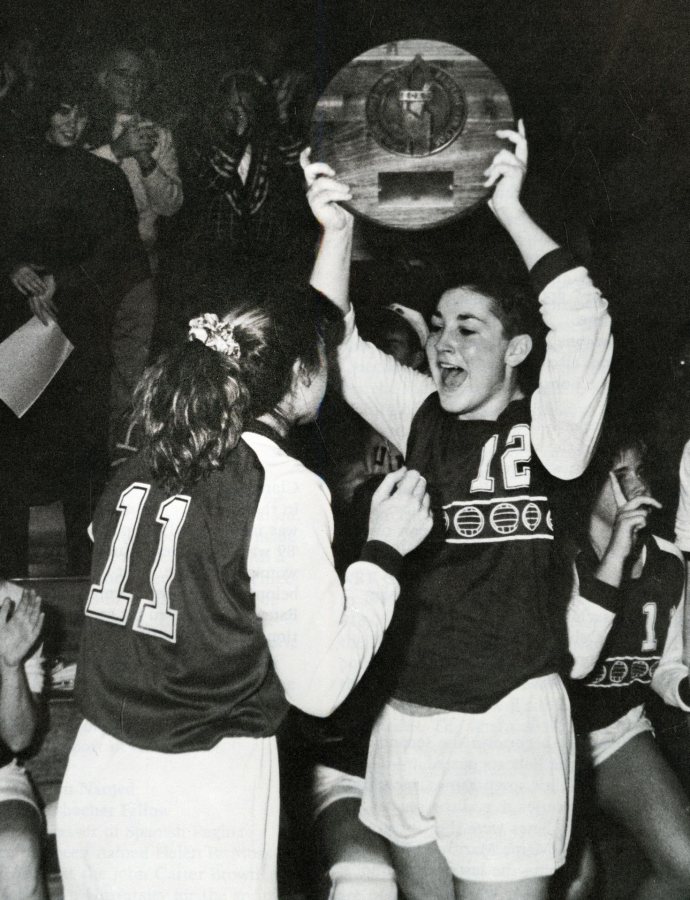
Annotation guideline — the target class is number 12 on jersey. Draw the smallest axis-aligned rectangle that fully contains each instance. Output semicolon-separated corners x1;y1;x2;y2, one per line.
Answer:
85;483;190;643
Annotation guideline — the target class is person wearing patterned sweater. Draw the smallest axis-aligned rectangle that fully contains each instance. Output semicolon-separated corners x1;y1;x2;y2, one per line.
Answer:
303;120;612;899
567;427;690;899
173;69;306;283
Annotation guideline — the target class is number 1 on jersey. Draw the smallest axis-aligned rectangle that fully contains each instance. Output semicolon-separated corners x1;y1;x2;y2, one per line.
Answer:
86;483;190;643
133;495;190;643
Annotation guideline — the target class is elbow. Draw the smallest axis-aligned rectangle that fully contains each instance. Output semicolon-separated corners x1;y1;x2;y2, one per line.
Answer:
6;735;30;754
569;662;591;680
539;437;591;481
3;725;35;754
285;677;343;717
288;691;339;718
548;461;586;482
568;649;595;680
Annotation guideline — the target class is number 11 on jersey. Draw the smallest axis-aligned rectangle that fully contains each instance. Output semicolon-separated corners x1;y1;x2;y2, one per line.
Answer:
85;483;190;643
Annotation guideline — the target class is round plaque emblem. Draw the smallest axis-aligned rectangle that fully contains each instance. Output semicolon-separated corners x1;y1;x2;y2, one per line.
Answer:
365;55;467;157
311;39;514;230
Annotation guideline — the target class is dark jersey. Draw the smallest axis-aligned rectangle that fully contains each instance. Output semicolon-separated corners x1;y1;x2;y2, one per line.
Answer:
388;396;565;712
569;537;684;734
76;441;288;753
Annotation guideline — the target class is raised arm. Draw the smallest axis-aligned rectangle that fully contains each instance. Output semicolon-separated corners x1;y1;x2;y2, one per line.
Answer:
245;435;432;717
487;123;612;478
484;120;559;268
304;151;434;452
303;150;354;313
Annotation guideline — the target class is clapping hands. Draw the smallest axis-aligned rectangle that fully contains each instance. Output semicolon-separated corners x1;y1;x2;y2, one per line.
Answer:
0;588;43;669
111;118;158;160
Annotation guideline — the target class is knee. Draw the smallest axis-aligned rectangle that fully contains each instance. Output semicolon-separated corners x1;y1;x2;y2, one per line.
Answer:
327;860;398;900
0;820;44;900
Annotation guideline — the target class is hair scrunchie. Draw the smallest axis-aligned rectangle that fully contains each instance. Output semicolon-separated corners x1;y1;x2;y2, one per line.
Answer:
188;313;241;359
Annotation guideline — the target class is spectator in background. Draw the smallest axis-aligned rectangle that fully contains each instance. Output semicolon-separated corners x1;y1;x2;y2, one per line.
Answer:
172;67;308;295
0;33;42;146
0;583;45;900
0;78;150;575
248;20;316;151
82;45;180;443
87;45;182;269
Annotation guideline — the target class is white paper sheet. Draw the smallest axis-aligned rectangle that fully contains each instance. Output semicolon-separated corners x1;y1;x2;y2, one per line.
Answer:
0;316;74;417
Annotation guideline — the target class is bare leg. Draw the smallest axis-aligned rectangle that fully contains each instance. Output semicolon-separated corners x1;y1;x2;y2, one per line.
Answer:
453;876;549;900
0;800;46;900
595;731;690;900
318;798;397;899
389;840;454;900
320;797;393;867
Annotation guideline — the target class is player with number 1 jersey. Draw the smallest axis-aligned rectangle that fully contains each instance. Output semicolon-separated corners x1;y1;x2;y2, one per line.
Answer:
563;430;690;896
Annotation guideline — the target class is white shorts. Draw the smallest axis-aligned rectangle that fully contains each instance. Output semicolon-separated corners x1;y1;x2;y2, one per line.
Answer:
360;674;575;883
57;719;280;900
586;704;654;767
313;764;365;819
0;760;40;814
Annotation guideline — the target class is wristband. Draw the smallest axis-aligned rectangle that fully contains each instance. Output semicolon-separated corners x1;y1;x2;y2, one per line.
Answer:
360;540;403;580
530;247;577;296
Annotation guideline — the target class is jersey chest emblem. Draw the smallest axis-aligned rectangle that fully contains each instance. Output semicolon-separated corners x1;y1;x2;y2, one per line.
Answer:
440;423;553;544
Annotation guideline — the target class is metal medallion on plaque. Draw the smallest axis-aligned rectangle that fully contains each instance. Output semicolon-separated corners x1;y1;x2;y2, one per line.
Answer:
311;40;514;230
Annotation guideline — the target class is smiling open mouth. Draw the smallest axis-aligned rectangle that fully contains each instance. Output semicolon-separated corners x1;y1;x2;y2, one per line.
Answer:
439;364;466;389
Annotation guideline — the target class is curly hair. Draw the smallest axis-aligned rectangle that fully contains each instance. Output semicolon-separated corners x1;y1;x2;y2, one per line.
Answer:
131;287;341;491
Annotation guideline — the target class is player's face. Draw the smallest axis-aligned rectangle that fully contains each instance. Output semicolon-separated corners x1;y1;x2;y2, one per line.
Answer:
595;445;651;526
47;103;88;148
103;51;144;112
427;288;516;419
612;446;650;502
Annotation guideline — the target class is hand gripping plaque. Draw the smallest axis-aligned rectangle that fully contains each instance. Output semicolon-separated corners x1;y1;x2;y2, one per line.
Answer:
311;40;514;230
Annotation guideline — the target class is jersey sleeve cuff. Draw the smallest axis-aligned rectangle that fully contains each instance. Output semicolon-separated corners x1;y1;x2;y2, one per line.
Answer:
360;541;403;581
530;248;578;296
578;574;623;614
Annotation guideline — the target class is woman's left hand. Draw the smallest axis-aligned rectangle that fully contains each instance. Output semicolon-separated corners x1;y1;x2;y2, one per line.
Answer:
28;274;57;326
301;148;353;232
0;589;43;669
484;119;528;218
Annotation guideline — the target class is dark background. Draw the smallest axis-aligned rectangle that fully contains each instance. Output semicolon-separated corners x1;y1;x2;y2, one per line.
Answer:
4;0;690;405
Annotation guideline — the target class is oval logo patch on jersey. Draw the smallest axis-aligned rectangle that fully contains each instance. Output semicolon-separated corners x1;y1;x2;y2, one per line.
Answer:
443;495;553;544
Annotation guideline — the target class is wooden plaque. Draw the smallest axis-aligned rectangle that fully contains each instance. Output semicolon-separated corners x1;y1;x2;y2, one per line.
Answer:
311;40;514;230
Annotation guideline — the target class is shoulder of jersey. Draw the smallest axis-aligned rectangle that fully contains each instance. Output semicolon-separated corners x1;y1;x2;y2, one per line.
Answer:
652;534;685;564
241;431;331;503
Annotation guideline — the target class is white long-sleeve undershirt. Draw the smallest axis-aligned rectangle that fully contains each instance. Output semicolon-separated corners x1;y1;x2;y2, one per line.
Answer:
243;431;399;718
